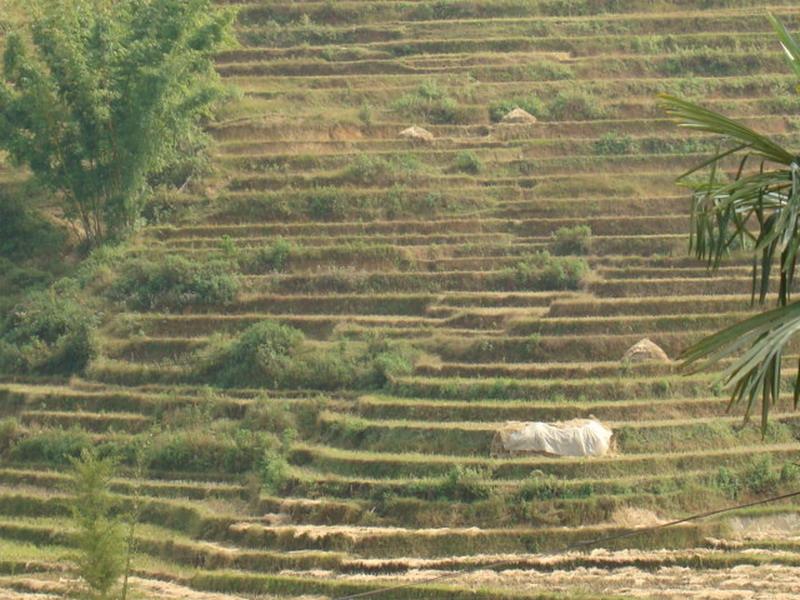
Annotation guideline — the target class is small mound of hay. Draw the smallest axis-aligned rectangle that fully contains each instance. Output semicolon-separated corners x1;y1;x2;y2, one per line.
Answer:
611;507;665;528
622;338;670;364
501;107;537;124
399;125;434;142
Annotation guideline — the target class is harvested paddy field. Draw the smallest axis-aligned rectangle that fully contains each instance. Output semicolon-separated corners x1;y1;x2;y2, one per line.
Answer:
2;0;800;598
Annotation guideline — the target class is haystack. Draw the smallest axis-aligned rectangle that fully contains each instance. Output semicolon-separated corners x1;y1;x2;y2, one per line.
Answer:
491;419;613;458
501;107;537;124
399;125;434;142
622;338;670;364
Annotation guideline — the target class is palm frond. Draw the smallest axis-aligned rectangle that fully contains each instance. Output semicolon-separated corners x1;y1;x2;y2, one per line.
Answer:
770;14;800;79
663;14;800;434
681;301;800;432
658;94;794;165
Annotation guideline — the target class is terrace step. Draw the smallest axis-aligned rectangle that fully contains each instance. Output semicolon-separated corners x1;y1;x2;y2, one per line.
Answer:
547;294;760;317
117;313;448;339
510;311;751;336
224;520;716;558
314;411;800;457
427;331;707;363
291;442;800;483
354;394;735;422
17;410;152;433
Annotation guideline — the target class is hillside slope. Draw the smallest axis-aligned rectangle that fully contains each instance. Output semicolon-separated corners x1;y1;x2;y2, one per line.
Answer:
3;1;800;598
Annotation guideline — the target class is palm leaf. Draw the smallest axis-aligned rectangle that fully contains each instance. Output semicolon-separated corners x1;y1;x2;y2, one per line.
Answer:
658;94;794;165
770;14;800;79
680;302;800;432
665;14;800;434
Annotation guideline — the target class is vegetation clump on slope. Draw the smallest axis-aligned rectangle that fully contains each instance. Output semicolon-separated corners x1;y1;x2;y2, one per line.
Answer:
0;284;97;376
196;321;415;390
108;256;241;312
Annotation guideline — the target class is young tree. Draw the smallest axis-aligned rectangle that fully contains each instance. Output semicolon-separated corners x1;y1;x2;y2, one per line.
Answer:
70;448;126;599
659;15;800;433
0;0;234;244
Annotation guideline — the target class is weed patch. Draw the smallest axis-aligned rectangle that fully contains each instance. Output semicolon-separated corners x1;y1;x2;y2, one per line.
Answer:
0;283;97;376
506;251;589;290
108;256;240;311
391;81;466;124
195;322;415;390
551;225;592;255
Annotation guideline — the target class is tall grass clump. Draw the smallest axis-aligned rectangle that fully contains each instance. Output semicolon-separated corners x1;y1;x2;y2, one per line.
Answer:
546;90;606;121
490;89;605;122
239;238;293;273
594;132;638;155
0;283;98;376
412;465;493;502
453;151;483;174
343;154;424;185
195;322;414;390
108;255;240;311
551;225;592;255
391;80;465;124
509;251;589;290
196;321;305;388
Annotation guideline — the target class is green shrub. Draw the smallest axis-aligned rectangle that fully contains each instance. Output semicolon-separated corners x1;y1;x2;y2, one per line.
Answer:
0;418;20;455
196;321;305;388
714;466;742;500
551;225;592;255
260;449;291;494
781;462;800;484
517;473;569;501
70;449;127;600
308;188;347;220
108;255;240;311
0;285;98;376
538;256;589;290
218;235;238;259
146;428;275;473
430;466;492;502
391;80;463;124
526;59;574;81
594;132;638;155
511;251;589;290
239;238;293;273
343;153;422;185
11;428;92;465
290;338;414;391
743;455;781;495
196;322;414;390
357;102;373;128
547;90;607;121
244;399;297;435
490;90;605;123
453;151;482;174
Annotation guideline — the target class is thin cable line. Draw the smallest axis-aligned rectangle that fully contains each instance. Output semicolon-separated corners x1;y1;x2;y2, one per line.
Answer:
333;489;800;600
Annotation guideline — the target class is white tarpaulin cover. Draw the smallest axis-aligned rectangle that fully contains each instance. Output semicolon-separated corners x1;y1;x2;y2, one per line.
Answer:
497;419;613;457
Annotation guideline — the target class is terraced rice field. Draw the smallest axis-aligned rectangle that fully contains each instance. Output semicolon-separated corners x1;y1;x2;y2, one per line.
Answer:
6;1;800;598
